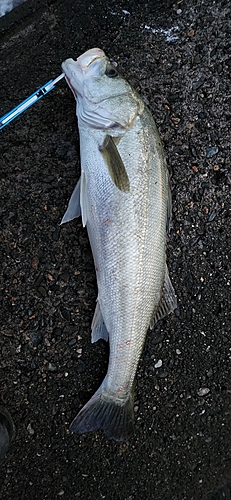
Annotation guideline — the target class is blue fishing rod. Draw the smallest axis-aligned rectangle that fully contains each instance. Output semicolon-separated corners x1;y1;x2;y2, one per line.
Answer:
0;73;65;130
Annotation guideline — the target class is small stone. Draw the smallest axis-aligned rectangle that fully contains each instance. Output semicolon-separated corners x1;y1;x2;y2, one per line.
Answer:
60;270;70;282
155;359;163;368
47;363;57;372
67;449;75;460
37;286;47;298
176;349;181;355
197;387;210;396
30;331;43;346
27;423;35;435
157;370;168;378
152;333;165;345
168;93;180;103
171;117;181;125
174;306;181;317
41;234;49;243
68;338;76;346
31;257;39;270
52;227;60;242
60;308;71;321
206;146;219;158
75;360;86;373
192;77;205;90
201;181;210;189
52;327;62;337
208;209;217;222
190;145;197;157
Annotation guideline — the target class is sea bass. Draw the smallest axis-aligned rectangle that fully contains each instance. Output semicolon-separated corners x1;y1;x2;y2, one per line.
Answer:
61;48;177;442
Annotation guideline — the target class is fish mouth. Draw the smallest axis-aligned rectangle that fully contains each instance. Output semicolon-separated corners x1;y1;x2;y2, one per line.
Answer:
76;48;106;69
62;48;106;75
62;49;107;98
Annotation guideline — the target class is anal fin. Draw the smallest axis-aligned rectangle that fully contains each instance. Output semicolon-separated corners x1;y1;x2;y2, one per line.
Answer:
91;301;109;343
150;265;177;330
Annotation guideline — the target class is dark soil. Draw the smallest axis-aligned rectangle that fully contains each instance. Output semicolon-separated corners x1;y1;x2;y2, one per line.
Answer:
0;0;231;498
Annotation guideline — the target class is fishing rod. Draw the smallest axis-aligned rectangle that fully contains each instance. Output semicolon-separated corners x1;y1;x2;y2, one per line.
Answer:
0;73;65;130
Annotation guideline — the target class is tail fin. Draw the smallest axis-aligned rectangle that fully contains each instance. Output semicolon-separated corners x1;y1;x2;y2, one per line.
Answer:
70;387;134;442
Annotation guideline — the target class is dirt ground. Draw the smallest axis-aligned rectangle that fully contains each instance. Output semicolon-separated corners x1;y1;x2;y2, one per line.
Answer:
0;0;231;498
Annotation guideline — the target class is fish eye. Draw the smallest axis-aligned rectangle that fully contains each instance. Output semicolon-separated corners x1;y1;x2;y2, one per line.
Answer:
106;67;118;78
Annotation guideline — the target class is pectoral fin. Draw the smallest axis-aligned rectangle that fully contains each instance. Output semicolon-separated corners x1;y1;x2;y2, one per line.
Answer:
150;265;177;330
99;135;130;192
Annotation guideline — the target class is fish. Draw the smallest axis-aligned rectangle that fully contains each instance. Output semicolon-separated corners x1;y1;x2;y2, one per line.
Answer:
61;48;177;442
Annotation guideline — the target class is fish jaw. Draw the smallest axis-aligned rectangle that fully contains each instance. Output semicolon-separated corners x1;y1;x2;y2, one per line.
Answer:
61;48;107;100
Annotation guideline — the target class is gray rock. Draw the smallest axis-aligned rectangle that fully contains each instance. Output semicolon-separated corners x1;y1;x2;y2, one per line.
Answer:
206;146;219;158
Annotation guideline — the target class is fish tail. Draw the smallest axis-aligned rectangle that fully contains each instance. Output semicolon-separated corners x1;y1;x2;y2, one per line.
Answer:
70;386;134;442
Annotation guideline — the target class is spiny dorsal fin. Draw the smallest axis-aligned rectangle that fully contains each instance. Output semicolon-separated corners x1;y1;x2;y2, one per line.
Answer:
99;135;130;192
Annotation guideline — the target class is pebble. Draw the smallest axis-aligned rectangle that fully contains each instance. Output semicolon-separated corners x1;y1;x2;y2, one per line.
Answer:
154;359;162;368
60;270;70;282
67;449;75;460
52;327;62;337
157;370;168;379
52;227;60;242
34;273;44;288
174;306;181;317
208;209;217;222
31;256;39;270
68;338;76;346
27;423;35;435
197;387;210;397
192;77;205;90
30;331;43;347
168;93;180;103
60;307;71;321
190;145;197;157
152;333;165;345
47;363;57;372
37;286;47;298
75;360;86;373
206;146;219;158
201;181;211;189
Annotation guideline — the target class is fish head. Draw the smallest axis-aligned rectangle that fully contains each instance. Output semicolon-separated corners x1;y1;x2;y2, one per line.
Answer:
62;48;142;131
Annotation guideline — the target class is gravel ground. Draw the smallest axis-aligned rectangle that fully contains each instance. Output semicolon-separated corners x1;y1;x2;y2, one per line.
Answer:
0;0;231;498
